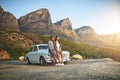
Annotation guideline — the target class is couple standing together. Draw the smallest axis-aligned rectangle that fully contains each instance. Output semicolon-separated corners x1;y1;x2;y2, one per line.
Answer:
48;36;64;66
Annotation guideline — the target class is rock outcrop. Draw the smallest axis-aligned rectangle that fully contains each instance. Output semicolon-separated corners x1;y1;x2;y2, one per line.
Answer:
54;18;73;35
54;18;80;41
0;6;19;31
0;50;10;59
55;18;72;30
18;8;52;34
3;32;33;48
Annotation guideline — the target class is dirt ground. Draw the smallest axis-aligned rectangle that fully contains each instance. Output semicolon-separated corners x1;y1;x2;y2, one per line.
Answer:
0;58;120;80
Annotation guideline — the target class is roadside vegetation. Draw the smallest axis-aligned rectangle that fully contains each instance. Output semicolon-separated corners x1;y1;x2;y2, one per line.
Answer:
0;30;120;61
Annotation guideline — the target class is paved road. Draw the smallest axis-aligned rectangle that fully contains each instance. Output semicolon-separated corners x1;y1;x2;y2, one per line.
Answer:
0;58;120;80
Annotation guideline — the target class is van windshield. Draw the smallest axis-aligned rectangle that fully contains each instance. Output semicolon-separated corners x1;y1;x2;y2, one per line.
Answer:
39;45;48;50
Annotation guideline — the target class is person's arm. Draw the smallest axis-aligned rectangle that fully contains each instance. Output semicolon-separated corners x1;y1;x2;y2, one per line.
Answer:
48;41;52;50
48;41;54;51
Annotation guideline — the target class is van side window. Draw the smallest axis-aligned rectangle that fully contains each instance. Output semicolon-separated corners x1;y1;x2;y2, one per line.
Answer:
33;46;37;51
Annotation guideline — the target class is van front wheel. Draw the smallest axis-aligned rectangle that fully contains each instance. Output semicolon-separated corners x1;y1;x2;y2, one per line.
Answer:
40;56;46;66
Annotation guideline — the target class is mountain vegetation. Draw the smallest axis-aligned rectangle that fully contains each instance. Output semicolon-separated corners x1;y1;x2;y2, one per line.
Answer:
0;30;120;61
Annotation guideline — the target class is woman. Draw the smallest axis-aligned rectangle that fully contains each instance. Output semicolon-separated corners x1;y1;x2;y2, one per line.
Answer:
48;36;58;66
55;36;64;66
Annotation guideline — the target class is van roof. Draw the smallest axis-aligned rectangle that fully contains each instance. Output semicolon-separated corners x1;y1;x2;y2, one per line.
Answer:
32;44;48;46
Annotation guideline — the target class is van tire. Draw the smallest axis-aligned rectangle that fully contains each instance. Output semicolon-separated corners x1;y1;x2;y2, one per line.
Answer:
40;56;46;66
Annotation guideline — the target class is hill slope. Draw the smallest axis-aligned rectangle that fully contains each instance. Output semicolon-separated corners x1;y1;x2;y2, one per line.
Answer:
0;30;120;61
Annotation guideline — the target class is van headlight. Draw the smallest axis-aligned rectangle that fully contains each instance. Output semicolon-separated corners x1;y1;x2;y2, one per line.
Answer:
46;54;51;59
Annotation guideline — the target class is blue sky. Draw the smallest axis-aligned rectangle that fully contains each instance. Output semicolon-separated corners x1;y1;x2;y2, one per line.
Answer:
0;0;120;34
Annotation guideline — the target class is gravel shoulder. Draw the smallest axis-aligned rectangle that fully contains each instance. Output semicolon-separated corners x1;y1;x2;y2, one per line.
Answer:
0;58;120;80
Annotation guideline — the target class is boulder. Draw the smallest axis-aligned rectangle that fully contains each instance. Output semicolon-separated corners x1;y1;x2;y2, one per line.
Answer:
0;50;10;59
72;54;83;60
19;56;25;61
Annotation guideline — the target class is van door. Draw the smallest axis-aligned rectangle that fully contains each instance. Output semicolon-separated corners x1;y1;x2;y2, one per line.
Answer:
30;46;38;62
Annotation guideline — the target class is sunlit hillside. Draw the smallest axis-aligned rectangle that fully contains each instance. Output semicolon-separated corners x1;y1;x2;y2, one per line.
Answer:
0;30;120;61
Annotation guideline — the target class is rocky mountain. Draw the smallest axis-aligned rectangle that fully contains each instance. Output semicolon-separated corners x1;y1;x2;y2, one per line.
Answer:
17;7;120;48
75;26;106;46
54;18;72;30
1;6;120;49
53;18;80;41
18;8;52;34
18;8;79;41
75;26;98;39
75;26;120;48
0;6;19;31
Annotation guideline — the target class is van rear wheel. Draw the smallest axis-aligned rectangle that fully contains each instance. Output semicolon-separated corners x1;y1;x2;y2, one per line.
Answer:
27;57;31;64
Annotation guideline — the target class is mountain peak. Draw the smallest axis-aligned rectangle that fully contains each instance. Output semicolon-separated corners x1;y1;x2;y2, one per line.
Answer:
18;8;52;25
75;26;97;34
76;26;94;31
62;17;70;21
0;6;4;17
55;18;72;30
0;6;19;31
35;8;50;15
18;8;52;33
75;26;98;40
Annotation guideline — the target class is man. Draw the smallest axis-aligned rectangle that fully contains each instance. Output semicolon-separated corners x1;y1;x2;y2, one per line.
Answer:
48;36;59;66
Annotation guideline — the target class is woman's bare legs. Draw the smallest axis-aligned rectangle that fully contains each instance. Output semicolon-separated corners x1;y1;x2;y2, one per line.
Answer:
57;52;61;63
57;51;64;66
61;53;64;63
53;54;58;64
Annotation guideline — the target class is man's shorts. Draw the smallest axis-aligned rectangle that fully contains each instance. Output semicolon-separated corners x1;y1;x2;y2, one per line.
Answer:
49;50;56;57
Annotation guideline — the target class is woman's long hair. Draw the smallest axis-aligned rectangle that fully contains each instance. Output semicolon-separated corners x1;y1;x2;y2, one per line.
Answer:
55;36;60;43
55;36;62;49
